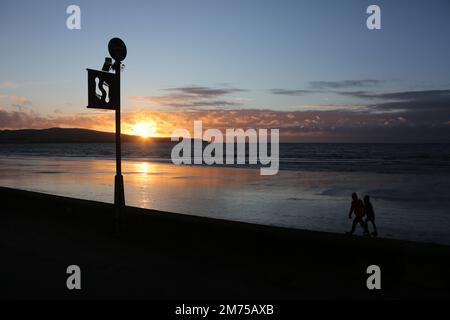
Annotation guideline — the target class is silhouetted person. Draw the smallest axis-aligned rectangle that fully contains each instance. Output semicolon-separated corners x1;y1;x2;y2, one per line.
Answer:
347;192;369;235
364;195;378;237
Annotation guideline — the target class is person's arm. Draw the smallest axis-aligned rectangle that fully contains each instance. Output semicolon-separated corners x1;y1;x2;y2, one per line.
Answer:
348;203;354;219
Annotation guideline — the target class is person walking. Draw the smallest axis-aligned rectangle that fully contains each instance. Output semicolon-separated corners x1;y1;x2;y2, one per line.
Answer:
347;192;369;235
364;195;378;237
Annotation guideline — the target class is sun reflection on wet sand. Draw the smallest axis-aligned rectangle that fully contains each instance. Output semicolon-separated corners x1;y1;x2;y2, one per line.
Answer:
139;162;150;174
0;156;271;214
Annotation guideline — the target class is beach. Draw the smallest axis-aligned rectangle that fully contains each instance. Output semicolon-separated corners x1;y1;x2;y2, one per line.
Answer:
1;143;450;245
1;186;450;299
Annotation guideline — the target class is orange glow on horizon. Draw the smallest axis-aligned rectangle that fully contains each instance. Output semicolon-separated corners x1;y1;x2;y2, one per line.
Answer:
132;121;158;138
19;108;340;142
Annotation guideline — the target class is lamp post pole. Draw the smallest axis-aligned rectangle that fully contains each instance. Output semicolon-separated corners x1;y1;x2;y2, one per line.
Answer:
114;61;125;233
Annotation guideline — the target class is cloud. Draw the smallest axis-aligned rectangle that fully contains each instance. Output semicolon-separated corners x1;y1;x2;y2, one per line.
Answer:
0;108;114;132
130;95;239;109
0;81;20;89
338;89;450;102
10;95;32;108
129;85;245;110
2;97;450;142
309;79;382;89
268;79;382;97
0;95;33;109
285;104;369;112
0;81;38;89
269;89;317;96
119;106;450;142
164;86;245;96
268;87;450;122
334;89;450;120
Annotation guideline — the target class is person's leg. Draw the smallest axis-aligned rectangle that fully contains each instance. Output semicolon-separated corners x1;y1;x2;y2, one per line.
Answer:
371;220;378;235
364;218;371;233
359;218;369;235
349;218;358;234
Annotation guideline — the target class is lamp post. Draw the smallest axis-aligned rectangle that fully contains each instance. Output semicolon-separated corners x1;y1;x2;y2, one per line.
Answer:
113;58;125;209
87;37;127;233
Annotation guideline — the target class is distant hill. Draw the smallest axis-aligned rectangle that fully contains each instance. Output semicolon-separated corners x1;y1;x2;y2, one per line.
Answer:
0;128;173;143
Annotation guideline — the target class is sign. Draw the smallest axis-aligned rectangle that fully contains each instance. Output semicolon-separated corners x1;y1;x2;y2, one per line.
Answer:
86;68;119;110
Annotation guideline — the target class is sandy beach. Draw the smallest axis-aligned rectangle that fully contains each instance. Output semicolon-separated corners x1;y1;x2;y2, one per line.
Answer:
1;186;449;300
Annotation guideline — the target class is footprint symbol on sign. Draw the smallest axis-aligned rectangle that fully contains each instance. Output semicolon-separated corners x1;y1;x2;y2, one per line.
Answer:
95;77;110;103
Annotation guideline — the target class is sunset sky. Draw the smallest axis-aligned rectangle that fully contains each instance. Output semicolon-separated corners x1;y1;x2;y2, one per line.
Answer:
1;0;450;142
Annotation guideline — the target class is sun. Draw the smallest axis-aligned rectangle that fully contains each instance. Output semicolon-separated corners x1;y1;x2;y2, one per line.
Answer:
133;122;157;138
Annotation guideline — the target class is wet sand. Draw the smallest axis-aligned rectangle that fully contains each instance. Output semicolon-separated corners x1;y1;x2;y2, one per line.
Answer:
1;186;449;299
2;156;450;245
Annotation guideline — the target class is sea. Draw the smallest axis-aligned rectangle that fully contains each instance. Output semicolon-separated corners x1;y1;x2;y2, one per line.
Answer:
1;142;450;245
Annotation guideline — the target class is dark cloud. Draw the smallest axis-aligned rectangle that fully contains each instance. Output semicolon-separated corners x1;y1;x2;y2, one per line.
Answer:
268;79;382;96
309;79;382;89
373;89;450;101
269;89;317;96
335;91;375;99
130;85;245;110
338;89;450;101
334;89;450;120
164;86;245;97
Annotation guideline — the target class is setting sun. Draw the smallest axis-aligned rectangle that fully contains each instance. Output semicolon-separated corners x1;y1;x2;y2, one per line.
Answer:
133;122;157;138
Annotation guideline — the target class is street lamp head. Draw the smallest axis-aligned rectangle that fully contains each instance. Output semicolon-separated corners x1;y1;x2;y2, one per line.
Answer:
108;38;127;62
102;57;113;71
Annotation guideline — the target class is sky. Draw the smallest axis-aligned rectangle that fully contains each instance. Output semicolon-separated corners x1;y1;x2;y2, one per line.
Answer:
1;0;450;142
